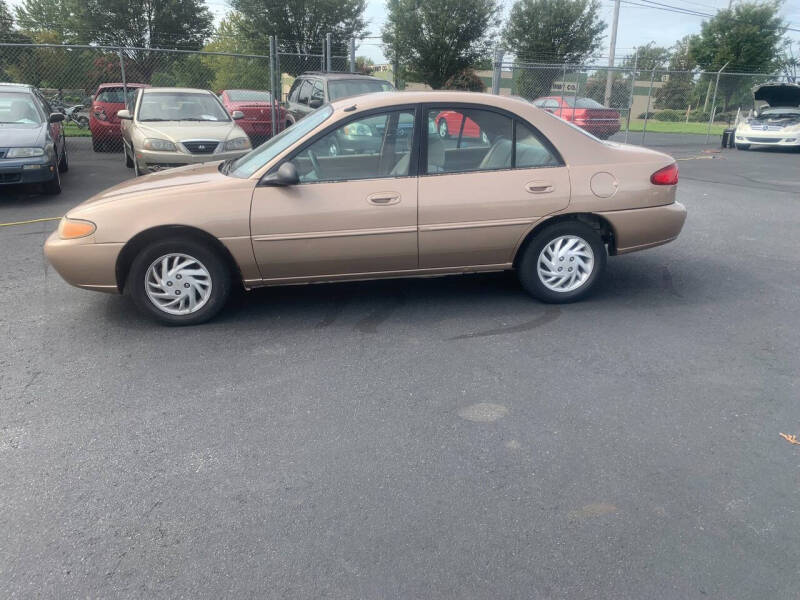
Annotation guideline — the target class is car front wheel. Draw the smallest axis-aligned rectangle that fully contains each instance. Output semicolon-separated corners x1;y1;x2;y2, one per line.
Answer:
42;161;62;195
127;239;232;325
517;221;606;303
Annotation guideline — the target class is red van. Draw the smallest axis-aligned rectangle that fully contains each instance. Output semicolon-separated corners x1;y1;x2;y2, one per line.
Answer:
89;83;147;151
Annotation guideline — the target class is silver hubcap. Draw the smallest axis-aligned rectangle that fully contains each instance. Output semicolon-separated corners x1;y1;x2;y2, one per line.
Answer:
145;253;212;315
537;235;594;292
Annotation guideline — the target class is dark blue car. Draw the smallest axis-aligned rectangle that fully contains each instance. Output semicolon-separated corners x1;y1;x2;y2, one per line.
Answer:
0;82;67;195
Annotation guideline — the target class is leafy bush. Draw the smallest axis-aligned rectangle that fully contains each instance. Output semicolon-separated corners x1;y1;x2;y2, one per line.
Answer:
637;111;656;119
653;109;684;122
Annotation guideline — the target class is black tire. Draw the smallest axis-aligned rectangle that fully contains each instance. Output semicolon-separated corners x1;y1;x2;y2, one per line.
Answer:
58;141;69;172
124;144;133;168
517;221;606;304
126;238;232;326
736;143;750;150
42;162;62;195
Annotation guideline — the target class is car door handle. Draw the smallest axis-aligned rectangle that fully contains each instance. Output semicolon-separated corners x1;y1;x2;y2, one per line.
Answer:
525;181;554;194
368;193;401;206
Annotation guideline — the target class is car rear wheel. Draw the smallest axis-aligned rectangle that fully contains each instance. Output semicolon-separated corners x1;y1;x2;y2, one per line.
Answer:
517;221;606;303
127;239;232;325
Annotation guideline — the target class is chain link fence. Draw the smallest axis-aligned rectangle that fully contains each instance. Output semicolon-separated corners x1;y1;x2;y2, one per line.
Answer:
0;40;356;148
492;55;784;147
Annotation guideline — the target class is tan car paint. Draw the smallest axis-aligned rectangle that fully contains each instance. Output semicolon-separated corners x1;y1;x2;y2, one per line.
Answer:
45;90;686;294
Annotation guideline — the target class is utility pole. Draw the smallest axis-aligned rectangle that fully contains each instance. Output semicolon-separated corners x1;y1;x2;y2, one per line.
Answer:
604;0;621;107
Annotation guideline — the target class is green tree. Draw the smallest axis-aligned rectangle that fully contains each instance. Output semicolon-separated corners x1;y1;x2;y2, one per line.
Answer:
355;56;375;75
689;2;785;110
503;0;605;99
655;35;697;110
623;42;670;71
229;0;368;73
383;0;499;89
13;0;80;41
203;16;272;92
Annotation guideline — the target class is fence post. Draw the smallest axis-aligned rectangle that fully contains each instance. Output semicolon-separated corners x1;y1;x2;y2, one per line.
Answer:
641;68;656;145
572;67;580;122
326;33;332;72
491;47;503;95
706;61;729;144
269;36;277;136
624;49;637;143
349;38;356;73
118;48;127;98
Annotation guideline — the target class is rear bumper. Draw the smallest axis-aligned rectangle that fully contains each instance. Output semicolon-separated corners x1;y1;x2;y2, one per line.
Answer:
598;202;687;255
44;231;122;293
90;119;122;139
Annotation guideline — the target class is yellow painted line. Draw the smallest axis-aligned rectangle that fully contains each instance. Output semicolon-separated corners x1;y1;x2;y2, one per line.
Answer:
0;217;61;228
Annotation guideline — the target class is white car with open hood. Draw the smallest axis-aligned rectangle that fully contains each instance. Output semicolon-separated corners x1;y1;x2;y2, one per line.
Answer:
734;82;800;150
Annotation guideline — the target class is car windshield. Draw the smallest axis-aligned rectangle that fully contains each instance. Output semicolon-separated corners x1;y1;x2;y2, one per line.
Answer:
138;92;230;122
328;79;394;101
96;87;137;104
0;92;43;125
227;105;333;178
758;107;800;116
227;90;272;103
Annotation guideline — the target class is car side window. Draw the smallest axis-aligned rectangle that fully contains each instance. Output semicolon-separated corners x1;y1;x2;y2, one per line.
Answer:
425;107;512;174
515;121;560;168
545;99;560;110
311;81;324;103
288;109;416;183
297;81;312;105
288;80;301;103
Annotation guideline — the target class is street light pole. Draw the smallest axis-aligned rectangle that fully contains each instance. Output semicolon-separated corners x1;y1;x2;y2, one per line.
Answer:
604;0;621;107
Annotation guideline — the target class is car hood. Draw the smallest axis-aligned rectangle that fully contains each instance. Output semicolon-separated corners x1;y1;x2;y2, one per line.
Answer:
71;162;228;212
135;120;242;142
752;82;800;107
0;123;46;147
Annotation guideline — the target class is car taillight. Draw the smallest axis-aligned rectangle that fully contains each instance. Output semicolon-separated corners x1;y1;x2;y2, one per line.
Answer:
651;163;678;185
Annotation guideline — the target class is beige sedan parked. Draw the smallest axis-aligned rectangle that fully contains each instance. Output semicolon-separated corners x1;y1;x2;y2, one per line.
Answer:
119;87;252;176
45;91;686;325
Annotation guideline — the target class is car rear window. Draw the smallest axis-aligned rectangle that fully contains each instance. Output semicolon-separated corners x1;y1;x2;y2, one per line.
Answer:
95;87;132;103
328;79;394;101
227;90;272;102
561;97;607;109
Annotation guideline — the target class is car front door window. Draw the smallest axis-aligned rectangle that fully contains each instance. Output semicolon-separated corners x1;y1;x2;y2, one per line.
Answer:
288;109;415;183
297;81;312;105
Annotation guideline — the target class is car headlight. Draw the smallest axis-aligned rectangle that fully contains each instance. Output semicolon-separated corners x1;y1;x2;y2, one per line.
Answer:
58;217;96;240
143;138;177;151
224;137;251;151
6;147;45;158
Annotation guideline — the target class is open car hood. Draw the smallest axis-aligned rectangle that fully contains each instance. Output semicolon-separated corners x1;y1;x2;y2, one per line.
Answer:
753;82;800;107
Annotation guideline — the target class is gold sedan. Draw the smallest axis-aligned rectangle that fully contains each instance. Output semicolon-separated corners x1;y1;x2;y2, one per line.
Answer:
45;91;686;325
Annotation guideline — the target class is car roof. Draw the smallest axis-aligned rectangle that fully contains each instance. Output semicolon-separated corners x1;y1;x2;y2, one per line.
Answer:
98;82;147;89
142;87;216;94
299;72;387;82
0;82;35;93
328;90;534;112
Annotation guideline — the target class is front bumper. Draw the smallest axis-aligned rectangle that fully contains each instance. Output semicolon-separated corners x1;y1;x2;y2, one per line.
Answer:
44;231;123;293
598;202;687;255
0;157;56;185
735;130;800;147
135;148;248;173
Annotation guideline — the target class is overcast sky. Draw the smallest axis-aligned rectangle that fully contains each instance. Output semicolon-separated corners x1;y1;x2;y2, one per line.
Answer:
6;0;800;66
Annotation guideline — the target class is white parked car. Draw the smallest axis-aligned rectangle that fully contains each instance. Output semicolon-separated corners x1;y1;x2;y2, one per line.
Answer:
734;82;800;150
118;87;252;176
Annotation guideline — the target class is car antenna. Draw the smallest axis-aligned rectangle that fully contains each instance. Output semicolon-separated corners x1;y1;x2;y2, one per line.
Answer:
343;104;357;112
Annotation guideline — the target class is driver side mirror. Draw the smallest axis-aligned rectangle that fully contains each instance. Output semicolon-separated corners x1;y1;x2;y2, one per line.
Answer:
231;110;244;120
49;112;65;123
117;109;132;120
308;98;323;109
261;161;300;186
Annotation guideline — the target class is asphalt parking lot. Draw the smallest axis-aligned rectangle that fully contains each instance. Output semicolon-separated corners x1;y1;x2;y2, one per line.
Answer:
2;136;799;598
